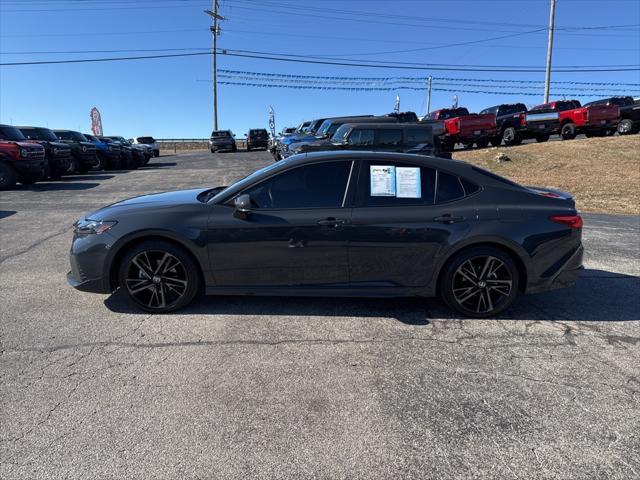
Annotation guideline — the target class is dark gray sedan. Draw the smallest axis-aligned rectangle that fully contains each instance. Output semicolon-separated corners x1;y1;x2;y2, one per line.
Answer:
68;151;583;318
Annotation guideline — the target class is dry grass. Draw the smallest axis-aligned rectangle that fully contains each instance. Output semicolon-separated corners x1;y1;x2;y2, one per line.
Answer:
453;135;640;215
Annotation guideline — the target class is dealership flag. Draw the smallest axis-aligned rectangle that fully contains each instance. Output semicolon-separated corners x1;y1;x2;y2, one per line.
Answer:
90;107;103;136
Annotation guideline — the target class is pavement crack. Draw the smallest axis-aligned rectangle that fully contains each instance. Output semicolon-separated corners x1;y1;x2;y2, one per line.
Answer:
0;226;72;266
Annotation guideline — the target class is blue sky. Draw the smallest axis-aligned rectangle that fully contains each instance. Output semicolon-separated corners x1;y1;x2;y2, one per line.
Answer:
1;0;639;138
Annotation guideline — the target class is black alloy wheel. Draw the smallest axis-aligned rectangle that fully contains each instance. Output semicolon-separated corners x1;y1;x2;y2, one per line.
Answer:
118;241;200;313
441;247;519;318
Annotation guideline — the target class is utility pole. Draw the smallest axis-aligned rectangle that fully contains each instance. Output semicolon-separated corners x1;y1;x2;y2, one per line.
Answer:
204;2;225;131
544;0;557;103
426;75;433;115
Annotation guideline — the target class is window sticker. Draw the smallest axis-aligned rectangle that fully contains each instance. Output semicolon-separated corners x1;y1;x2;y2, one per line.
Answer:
370;165;396;196
396;167;422;198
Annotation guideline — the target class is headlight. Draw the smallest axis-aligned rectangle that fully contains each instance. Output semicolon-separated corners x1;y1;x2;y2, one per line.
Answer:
73;218;117;235
81;145;87;152
20;148;28;157
108;145;114;151
53;148;59;155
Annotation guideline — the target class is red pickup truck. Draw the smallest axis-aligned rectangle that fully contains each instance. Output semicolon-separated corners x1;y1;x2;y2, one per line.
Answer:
529;100;620;140
423;107;496;151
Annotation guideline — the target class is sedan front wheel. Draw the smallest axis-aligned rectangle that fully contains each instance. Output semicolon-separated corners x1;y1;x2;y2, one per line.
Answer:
118;240;200;313
440;247;519;318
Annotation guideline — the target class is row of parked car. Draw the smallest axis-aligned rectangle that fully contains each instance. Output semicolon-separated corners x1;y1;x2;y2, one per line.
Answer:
0;125;160;189
270;95;640;160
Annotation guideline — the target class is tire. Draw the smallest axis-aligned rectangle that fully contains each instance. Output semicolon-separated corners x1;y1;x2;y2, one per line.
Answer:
246;145;252;152
617;119;635;135
18;171;43;185
441;139;455;152
92;155;105;171
535;134;550;143
66;157;79;175
489;136;502;147
502;126;521;146
232;145;238;152
117;240;201;313
560;122;577;140
475;138;489;149
0;161;18;190
440;246;520;318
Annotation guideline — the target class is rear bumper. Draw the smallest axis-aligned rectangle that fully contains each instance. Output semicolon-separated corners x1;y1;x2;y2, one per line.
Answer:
211;143;236;151
248;140;269;149
522;123;559;137
582;120;618;131
526;244;584;294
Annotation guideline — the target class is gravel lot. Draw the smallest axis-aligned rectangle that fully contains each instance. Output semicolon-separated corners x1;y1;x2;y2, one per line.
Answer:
1;151;639;479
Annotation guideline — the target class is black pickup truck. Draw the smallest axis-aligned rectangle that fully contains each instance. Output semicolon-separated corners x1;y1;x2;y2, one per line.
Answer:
479;103;529;146
584;96;640;135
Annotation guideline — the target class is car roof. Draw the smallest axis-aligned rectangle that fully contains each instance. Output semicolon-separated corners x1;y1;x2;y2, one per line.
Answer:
341;122;428;129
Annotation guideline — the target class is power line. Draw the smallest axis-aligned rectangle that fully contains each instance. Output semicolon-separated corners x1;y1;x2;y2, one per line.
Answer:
2;49;639;73
216;69;640;86
215;80;639;97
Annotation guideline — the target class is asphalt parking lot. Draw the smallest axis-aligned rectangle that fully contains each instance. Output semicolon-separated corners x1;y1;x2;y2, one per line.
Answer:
1;151;639;479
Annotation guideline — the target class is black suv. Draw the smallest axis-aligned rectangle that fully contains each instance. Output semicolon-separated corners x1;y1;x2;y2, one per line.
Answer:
18;126;72;178
52;130;97;173
210;130;237;153
290;122;447;157
585;96;640;135
246;129;269;151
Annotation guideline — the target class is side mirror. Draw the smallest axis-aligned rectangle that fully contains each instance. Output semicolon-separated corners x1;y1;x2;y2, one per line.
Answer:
233;194;252;219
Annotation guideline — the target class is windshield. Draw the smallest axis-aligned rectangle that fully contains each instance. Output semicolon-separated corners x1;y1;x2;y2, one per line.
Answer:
211;130;230;137
0;125;27;141
20;127;59;141
84;134;97;142
316;120;332;137
56;131;88;142
332;125;350;142
137;136;156;144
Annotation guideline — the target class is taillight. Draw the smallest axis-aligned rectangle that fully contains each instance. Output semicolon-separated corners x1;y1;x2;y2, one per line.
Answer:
519;113;526;126
550;215;583;229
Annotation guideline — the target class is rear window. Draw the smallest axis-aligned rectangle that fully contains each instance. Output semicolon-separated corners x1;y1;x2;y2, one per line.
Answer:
211;131;230;137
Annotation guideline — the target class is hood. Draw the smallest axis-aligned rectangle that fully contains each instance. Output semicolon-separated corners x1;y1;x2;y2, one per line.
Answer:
291;138;333;151
87;188;209;219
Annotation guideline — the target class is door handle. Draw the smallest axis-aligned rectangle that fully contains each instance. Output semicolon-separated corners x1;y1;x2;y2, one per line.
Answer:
434;215;464;224
317;217;348;227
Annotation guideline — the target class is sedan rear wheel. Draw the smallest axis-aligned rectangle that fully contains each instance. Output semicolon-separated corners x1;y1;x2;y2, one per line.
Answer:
118;241;200;313
441;247;519;318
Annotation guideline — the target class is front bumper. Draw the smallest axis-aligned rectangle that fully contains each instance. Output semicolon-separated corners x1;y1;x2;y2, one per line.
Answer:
67;232;114;294
14;158;47;175
74;151;98;167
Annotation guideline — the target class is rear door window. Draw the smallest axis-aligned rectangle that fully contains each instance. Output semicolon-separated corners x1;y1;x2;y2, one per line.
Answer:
356;160;436;207
376;129;402;146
